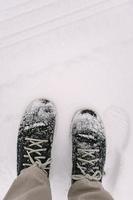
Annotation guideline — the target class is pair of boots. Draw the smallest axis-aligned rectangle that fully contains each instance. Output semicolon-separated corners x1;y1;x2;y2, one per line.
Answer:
17;98;106;184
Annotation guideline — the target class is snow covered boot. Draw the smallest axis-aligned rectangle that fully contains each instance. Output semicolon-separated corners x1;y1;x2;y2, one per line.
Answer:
17;99;56;176
71;109;106;183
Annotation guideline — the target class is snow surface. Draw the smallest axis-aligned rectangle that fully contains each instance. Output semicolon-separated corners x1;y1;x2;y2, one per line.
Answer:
0;0;133;199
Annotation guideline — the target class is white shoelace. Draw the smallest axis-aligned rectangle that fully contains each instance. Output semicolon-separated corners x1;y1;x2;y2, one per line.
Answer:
23;137;51;171
72;146;102;181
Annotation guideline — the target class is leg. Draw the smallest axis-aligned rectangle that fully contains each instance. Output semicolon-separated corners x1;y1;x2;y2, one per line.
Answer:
68;179;113;200
69;109;114;200
4;165;52;200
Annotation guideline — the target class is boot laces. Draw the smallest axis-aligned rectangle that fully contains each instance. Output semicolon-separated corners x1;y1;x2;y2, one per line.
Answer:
23;137;51;171
72;134;102;181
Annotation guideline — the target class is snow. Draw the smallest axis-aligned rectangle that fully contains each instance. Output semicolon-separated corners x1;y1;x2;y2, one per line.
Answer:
0;0;133;199
103;106;130;196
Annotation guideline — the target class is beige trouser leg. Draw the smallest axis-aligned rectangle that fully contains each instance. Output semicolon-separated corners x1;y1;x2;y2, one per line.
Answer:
68;179;113;200
4;165;52;200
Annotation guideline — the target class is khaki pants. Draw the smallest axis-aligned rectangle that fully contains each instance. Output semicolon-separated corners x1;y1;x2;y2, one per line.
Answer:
4;166;113;200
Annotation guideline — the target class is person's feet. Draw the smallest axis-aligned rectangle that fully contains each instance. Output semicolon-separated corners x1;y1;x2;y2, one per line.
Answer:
71;109;106;183
17;99;56;176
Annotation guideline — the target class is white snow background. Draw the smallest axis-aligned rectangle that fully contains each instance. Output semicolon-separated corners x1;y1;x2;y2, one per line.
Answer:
0;0;133;199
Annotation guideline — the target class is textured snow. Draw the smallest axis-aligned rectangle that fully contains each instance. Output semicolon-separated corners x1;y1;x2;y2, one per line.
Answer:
0;0;133;199
103;106;129;196
71;109;104;135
